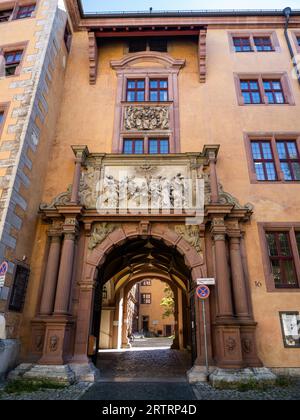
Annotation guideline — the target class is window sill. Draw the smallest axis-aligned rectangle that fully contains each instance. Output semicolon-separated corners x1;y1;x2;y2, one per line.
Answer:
122;101;173;105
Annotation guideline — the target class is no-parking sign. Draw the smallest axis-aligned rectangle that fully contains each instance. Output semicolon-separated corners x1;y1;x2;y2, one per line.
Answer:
0;261;8;288
196;285;210;300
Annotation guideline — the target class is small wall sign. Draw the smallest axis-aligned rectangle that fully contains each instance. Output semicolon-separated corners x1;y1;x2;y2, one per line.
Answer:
280;312;300;348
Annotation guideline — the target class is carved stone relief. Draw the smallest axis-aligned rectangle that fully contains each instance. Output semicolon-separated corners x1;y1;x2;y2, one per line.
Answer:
124;106;169;131
174;225;203;254
88;223;120;250
49;335;59;352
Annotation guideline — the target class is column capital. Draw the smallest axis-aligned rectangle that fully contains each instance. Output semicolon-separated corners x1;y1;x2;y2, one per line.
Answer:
210;216;226;239
71;145;89;164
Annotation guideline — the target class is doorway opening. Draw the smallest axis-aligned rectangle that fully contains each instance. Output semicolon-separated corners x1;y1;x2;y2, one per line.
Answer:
89;237;195;379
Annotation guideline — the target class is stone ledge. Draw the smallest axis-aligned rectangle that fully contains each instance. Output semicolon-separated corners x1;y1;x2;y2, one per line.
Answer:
209;367;277;388
187;365;216;384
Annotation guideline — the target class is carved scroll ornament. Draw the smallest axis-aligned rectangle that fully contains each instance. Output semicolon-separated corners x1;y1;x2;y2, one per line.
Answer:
174;225;203;254
88;223;120;250
124;106;169;131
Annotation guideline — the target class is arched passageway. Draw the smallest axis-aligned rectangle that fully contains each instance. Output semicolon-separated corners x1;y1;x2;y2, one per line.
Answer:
89;238;195;378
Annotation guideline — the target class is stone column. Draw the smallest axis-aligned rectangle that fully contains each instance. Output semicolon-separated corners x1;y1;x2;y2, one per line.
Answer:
211;218;233;318
229;234;251;319
53;218;78;316
70;146;89;205
208;151;219;204
117;288;124;350
39;232;62;316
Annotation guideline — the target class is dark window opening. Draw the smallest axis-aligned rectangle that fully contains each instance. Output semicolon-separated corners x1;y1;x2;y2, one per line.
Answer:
266;232;298;288
64;22;72;52
0;9;13;22
0;111;4;126
297;36;300;46
9;265;30;312
276;141;300;181
16;4;35;19
128;38;168;53
141;293;151;304
4;50;23;76
251;141;277;181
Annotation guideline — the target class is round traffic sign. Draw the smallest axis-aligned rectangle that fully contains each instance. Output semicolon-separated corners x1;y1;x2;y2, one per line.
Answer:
0;261;8;276
196;285;210;300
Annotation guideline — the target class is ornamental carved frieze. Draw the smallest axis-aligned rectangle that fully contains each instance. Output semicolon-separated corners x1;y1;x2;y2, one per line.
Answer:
88;223;120;250
174;225;203;254
124;106;169;131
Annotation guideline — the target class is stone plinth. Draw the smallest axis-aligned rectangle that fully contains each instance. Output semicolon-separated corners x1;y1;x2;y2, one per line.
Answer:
209;367;277;388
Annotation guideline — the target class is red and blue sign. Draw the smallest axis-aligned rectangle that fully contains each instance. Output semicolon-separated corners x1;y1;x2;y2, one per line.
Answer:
196;285;210;300
0;261;8;276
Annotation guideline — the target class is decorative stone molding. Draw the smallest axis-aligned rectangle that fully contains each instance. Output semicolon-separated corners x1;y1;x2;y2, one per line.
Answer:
218;183;254;211
88;223;120;250
198;28;207;83
124;105;169;131
174;225;203;254
40;185;72;210
111;51;185;72
88;31;98;85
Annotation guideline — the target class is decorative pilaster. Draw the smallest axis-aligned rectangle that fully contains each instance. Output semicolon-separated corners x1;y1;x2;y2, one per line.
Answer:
70;145;89;205
208;152;219;204
39;231;62;316
88;31;98;85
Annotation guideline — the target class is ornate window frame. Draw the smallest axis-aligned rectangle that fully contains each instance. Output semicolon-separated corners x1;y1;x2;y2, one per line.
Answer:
258;222;300;293
1;41;29;78
244;132;300;184
110;51;185;154
228;31;280;53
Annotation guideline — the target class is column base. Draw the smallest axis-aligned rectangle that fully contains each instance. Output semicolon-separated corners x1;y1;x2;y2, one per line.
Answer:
187;365;216;384
7;362;99;385
209;367;277;389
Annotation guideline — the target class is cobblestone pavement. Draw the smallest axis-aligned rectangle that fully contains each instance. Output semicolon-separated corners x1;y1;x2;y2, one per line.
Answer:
96;347;192;380
0;382;91;400
193;382;300;400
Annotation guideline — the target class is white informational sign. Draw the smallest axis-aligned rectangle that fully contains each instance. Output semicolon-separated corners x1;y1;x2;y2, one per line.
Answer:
0;261;8;288
152;320;159;325
282;313;299;337
0;275;5;288
197;278;216;286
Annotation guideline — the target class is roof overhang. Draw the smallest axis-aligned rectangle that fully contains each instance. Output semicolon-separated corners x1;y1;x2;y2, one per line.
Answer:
65;1;300;33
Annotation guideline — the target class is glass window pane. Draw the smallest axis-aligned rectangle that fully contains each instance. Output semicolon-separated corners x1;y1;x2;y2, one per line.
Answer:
261;143;272;159
242;92;251;104
0;112;3;125
160;91;168;101
272;82;281;90
149;140;158;154
254;163;265;180
287;142;298;158
279;233;291;256
250;82;258;90
252;93;261;103
127;81;135;89
283;260;297;285
150;80;158;88
123;141;132;154
5;54;14;63
134;141;144;154
281;163;293;181
137;91;145;101
276;142;286;159
137;81;145;88
160;80;168;88
160;140;169;154
296;233;300;256
263;81;271;90
265;162;276;180
271;260;281;286
266;92;274;103
15;52;22;61
266;233;277;256
127;91;135;102
251;142;261;159
150;91;158;101
275;92;284;103
292;162;300;180
240;82;249;90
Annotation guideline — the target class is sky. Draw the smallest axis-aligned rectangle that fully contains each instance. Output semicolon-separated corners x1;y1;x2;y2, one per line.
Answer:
81;0;300;13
